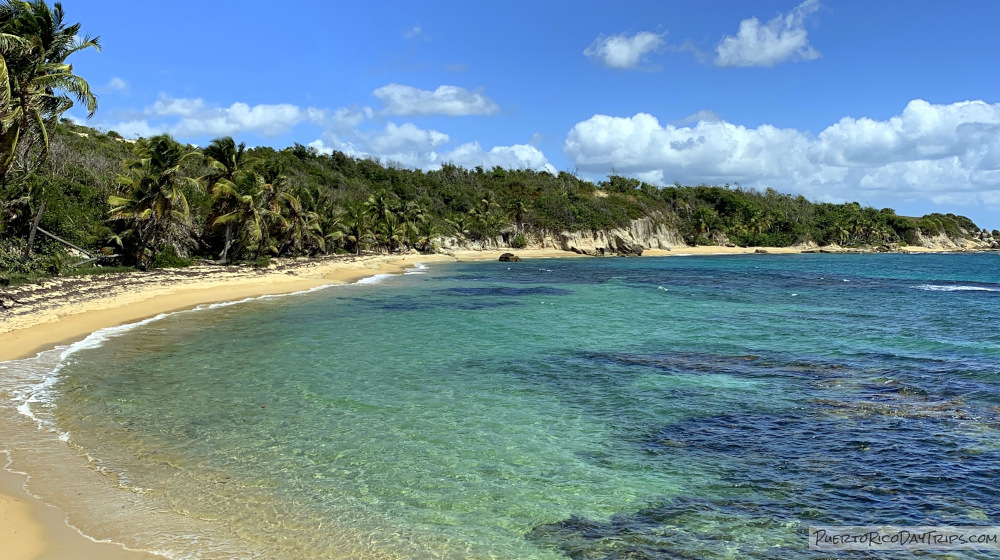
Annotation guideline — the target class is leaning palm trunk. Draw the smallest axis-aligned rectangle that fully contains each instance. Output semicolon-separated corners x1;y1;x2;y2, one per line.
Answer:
219;222;233;262
23;198;44;259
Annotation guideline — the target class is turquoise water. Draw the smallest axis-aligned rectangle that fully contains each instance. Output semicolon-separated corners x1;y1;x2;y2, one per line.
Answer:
6;254;1000;558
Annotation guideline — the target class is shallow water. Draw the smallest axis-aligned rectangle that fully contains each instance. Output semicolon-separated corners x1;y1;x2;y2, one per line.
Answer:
3;254;1000;558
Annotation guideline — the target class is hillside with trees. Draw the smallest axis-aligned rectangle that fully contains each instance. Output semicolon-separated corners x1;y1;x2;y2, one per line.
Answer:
1;1;996;285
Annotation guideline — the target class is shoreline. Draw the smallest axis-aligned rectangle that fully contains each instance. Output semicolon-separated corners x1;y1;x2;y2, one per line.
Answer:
0;248;579;560
0;245;989;559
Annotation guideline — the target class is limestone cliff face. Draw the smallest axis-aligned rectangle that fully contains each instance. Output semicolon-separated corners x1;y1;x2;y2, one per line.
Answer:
908;228;1000;251
431;217;999;254
541;216;684;255
433;215;686;255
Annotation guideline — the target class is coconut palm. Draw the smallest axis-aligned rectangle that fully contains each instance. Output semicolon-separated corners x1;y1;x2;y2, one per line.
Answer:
246;161;294;258
396;200;426;246
414;219;440;252
320;206;345;252
202;136;252;262
0;0;99;186
341;200;373;254
278;189;323;255
108;134;199;268
446;213;473;238
364;189;393;225
375;211;408;252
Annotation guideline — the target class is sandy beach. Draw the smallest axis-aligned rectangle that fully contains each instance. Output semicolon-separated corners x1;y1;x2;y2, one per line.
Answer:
0;249;582;560
0;244;978;559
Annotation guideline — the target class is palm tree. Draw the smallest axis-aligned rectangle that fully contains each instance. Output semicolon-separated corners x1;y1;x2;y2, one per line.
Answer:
342;200;373;254
375;211;407;252
108;134;199;268
446;213;473;238
396;200;426;247
278;189;323;255
0;0;99;186
320;206;345;253
0;25;28;129
692;206;717;236
247;161;295;258
414;219;440;252
364;189;393;224
507;197;527;232
202;136;251;262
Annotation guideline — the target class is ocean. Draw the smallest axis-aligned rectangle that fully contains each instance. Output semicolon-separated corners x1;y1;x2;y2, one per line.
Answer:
2;253;999;559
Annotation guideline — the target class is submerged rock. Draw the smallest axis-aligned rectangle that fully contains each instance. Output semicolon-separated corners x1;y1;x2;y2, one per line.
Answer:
499;252;521;262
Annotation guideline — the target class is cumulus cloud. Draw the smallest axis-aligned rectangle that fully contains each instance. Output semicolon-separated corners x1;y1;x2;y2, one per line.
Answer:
368;122;449;153
584;31;665;70
309;123;555;174
101;96;327;139
670;110;722;126
112;120;159;139
373;84;499;116
564;99;1000;211
327;107;367;132
151;97;207;118
715;0;821;68
441;142;558;174
106;77;128;92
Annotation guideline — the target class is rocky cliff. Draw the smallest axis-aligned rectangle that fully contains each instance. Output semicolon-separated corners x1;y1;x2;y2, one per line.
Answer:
435;215;683;255
908;228;999;251
433;217;999;255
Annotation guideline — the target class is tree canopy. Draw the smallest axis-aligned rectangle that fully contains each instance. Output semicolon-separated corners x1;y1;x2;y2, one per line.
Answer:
0;2;991;282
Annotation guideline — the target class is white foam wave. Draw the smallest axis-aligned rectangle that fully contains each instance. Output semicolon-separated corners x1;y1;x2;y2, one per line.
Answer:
5;282;352;431
9;312;176;430
197;283;337;310
355;273;395;285
913;284;1000;293
58;312;172;362
404;262;430;275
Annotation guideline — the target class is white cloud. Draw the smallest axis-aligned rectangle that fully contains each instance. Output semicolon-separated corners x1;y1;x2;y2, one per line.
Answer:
670;110;722;126
308;138;366;159
112;120;159;139
151;97;207;118
368;122;449;153
326;107;367;133
373;84;500;116
584;31;665;70
442;142;557;174
309;123;555;174
102;96;327;139
173;102;314;137
107;77;128;92
715;0;821;68
404;25;422;39
564;99;1000;212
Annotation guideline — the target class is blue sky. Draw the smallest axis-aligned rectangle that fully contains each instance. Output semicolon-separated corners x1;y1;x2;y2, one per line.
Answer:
67;1;1000;229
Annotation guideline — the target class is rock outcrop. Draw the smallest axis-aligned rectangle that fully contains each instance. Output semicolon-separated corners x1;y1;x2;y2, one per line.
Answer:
433;215;683;256
908;228;999;251
430;215;998;256
544;215;682;256
498;253;521;262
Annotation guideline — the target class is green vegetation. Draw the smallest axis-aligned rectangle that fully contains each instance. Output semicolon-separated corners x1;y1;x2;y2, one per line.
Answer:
0;1;989;282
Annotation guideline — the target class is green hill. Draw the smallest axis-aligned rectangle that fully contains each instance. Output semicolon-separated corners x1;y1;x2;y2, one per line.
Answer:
1;121;997;282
